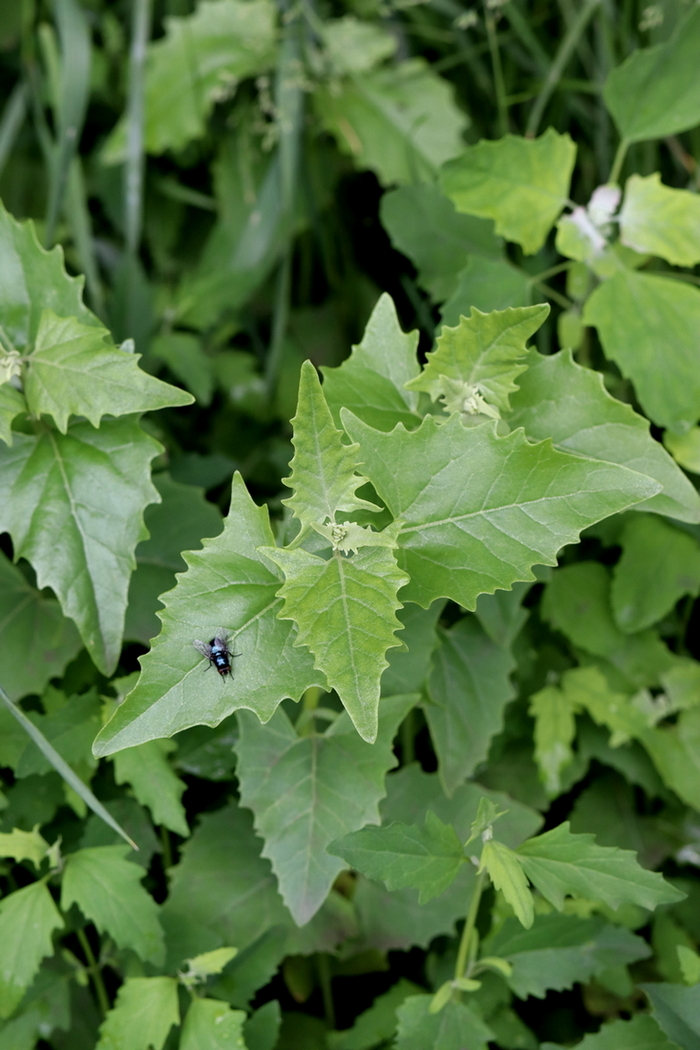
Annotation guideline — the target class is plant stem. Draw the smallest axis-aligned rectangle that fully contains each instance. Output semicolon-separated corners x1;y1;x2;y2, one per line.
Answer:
454;868;487;981
125;0;152;257
526;0;602;138
76;927;110;1019
485;8;508;137
316;953;336;1029
608;138;629;185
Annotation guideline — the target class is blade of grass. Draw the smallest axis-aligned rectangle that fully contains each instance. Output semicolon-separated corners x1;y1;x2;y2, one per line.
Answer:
0;81;28;180
66;156;105;317
124;0;152;256
0;682;138;851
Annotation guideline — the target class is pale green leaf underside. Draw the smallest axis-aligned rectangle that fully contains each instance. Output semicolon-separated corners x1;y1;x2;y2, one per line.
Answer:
0;419;161;675
113;740;189;836
0;384;26;445
440;129;576;254
180;998;247;1050
341;412;660;610
93;474;322;757
25;310;192;432
95;977;179;1050
619;173;700;267
261;537;409;742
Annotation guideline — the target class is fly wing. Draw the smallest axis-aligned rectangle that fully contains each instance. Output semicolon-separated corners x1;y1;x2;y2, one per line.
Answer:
193;639;213;658
213;629;231;647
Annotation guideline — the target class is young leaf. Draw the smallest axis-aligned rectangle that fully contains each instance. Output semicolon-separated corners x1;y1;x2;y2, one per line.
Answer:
0;418;161;675
328;810;465;903
405;304;548;420
516;822;685;911
480;839;534;929
95;977;178;1050
603;5;700;144
584;270;700;431
0;552;82;702
0;827;49;869
180;998;247;1050
529;683;577;796
321;293;421;432
395;995;493;1050
0;384;25;445
619;174;700;267
235;693;414;925
640;983;700;1050
314;59;467;186
93;474;322;757
441;257;533;326
342;411;660;610
0;880;64;1018
260;539;408;742
61;845;165;965
507;347;700;524
112;740;189;837
440;129;576;254
424;617;516;796
282;360;379;535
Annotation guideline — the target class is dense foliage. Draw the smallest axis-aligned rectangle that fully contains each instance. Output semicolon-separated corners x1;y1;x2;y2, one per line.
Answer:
1;0;700;1047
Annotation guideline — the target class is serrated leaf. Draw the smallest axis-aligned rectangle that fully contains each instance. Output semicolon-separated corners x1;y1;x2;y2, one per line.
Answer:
425;617;516;796
0;881;64;1019
182;947;238;980
353;869;475;952
327;979;420;1050
95;977;178;1050
0;384;25;445
282;360;379;533
481;839;534;928
381;599;444;697
640;707;700;813
0;418;161;675
543;1013;683;1050
0;828;48;869
516;822;685;911
641;983;700;1050
93;474;321;757
619;174;700;267
603;5;700;143
321;293;420;432
441;256;534;327
236;694;414;925
16;690;101;785
341;412;660;610
149;331;215;405
61;846;165;965
612;516;700;633
529;684;577;796
328;811;465;904
395;995;493;1050
103;0;277;158
440;130;576;254
24;310;192;433
0;552;82;702
406;304;548;419
260;537;408;742
112;740;189;837
180;998;247;1050
584;269;700;431
507;348;700;524
314;59;467;186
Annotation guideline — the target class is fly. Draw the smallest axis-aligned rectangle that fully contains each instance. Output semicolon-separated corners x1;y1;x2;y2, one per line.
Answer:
193;631;238;679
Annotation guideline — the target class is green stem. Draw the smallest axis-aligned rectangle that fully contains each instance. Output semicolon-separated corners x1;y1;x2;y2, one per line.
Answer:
298;685;323;735
526;0;602;138
529;261;573;284
608;138;629;186
400;709;415;766
485;8;508;137
316;953;336;1030
454;868;487;981
532;281;572;310
76;926;110;1019
125;0;152;256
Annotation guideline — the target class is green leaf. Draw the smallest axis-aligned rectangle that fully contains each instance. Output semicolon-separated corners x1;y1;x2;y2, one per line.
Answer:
323;15;396;75
321;293;420;433
112;740;189;837
440;257;534;327
24;310;192;433
16;690;100;785
641;983;700;1050
103;0;277;158
487;914;649;1000
0;552;82;702
380;184;502;302
181;947;238;982
0;384;25;445
584;269;700;431
0;828;48;869
61;845;165;965
0;418;161;675
342;411;660;610
640;707;700;812
381;600;444;697
149;332;215;406
328;810;465;904
180;998;247;1050
612;516;700;633
93;474;321;757
603;5;700;143
516;821;685;911
314;59;467;186
327;979;420;1050
424;617;516;796
394;995;493;1050
405;304;548;420
235;693;414;924
529;683;577;796
244;1001;281;1050
543;1013;682;1050
260;540;408;743
440;129;576;254
619;174;700;267
95;976;178;1050
480;839;534;929
282;360;380;534
507;348;700;524
0;881;64;1019
665;428;700;474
